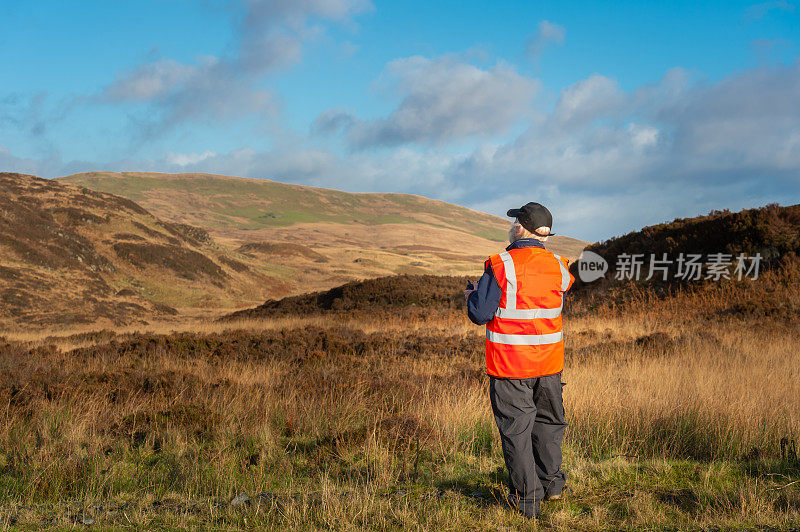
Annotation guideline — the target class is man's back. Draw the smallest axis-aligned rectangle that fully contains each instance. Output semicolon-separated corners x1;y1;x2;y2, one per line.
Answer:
484;245;573;379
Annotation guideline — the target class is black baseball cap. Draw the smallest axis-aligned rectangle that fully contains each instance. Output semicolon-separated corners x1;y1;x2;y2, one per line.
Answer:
506;202;555;236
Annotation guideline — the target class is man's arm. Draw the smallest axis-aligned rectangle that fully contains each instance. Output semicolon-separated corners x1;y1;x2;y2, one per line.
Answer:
467;265;502;325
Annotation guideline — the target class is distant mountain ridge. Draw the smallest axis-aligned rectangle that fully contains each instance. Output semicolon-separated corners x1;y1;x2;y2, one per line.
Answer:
58;172;589;295
59;171;510;241
0;171;588;328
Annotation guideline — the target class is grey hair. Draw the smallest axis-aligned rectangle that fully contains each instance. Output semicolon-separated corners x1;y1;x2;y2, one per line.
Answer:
509;220;550;243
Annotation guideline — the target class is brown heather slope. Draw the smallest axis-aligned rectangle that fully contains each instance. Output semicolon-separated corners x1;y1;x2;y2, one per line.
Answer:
224;274;470;321
0;173;290;328
572;203;800;286
59;172;588;294
567;203;800;313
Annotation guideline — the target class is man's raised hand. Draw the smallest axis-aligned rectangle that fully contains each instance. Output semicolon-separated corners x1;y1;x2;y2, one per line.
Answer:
464;280;479;301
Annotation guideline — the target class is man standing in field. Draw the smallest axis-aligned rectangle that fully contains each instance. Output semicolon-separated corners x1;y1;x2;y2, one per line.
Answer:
465;202;574;519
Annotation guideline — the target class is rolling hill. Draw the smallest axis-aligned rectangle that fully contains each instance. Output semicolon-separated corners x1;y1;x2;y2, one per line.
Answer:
0;172;289;328
224;203;800;324
58;172;588;294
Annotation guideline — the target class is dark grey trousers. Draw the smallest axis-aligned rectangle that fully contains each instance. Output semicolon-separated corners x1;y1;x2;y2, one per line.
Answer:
489;372;567;516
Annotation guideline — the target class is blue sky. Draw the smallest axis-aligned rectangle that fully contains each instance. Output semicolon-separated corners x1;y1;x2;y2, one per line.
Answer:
1;0;799;241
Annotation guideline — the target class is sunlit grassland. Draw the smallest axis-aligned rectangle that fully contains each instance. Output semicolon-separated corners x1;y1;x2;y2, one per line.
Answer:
0;284;798;529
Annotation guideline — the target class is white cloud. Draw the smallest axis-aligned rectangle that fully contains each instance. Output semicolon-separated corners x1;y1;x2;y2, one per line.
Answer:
312;108;357;135
554;74;624;126
526;20;566;61
0;145;54;175
321;54;540;148
165;150;217;167
97;0;373;136
627;123;659;149
103;59;197;102
242;0;373;28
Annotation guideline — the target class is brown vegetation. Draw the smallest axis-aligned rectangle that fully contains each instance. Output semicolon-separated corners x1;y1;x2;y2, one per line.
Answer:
224;274;470;320
0;173;288;328
572;203;800;290
157;221;213;246
111;233;146;242
112;243;226;281
218;255;252;273
0;274;798;528
237;242;329;263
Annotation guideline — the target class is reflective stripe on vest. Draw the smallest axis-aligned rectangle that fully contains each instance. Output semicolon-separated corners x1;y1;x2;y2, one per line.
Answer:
553;253;571;292
498;252;517;310
494;305;562;319
485;330;563;345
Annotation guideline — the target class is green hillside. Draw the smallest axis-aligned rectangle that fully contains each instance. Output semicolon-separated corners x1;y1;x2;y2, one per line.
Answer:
59;172;509;242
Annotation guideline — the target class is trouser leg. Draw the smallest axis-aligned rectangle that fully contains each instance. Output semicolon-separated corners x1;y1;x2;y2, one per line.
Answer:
489;376;540;517
531;373;568;497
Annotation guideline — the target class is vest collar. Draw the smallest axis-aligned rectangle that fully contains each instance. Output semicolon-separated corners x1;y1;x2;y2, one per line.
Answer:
506;238;545;251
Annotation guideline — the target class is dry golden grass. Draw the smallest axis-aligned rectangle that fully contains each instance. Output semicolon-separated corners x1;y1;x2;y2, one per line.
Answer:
0;273;798;529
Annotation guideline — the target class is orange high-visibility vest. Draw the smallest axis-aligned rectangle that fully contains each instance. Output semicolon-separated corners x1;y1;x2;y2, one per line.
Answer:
485;246;574;379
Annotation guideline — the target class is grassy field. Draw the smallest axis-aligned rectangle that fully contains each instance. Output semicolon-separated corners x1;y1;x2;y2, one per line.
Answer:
0;270;799;530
